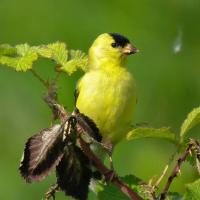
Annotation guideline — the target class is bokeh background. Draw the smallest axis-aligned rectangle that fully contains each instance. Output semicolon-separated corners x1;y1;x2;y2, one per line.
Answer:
0;0;200;199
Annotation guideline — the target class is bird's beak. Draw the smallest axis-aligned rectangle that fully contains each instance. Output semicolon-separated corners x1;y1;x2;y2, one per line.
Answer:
122;43;139;55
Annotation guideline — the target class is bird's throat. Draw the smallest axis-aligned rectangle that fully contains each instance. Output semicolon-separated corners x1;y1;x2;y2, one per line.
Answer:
88;56;127;70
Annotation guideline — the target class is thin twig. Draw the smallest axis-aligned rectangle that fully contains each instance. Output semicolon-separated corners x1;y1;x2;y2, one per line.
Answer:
159;140;196;200
44;183;59;200
30;69;49;88
151;148;178;196
152;165;169;193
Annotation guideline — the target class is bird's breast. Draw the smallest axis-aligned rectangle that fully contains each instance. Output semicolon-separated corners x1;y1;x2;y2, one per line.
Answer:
76;68;136;143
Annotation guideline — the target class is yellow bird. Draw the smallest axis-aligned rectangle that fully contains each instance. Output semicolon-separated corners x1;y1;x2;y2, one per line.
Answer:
75;33;138;150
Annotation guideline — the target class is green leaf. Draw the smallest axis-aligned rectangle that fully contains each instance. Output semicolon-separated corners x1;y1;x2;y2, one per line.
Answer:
59;50;88;75
166;192;182;200
183;179;200;200
31;45;52;58
0;42;88;74
180;107;200;142
98;175;154;200
186;154;196;167
98;183;130;200
0;44;17;56
0;44;38;71
121;175;142;192
47;42;68;65
126;127;177;144
196;157;200;176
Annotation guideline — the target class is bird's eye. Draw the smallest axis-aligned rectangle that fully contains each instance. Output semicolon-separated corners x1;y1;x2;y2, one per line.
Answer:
111;42;118;48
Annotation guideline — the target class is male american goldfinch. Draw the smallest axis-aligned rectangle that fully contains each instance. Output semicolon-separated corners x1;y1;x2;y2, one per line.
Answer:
75;33;138;148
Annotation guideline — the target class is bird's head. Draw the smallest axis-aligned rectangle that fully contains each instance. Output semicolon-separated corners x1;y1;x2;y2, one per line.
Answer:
88;33;138;68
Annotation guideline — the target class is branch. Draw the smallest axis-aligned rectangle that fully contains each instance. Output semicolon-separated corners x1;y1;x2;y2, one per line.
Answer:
44;83;143;200
78;138;143;200
43;83;67;122
159;140;197;200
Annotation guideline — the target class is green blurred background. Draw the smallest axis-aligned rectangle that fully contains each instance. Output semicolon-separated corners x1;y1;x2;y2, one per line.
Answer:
0;0;200;199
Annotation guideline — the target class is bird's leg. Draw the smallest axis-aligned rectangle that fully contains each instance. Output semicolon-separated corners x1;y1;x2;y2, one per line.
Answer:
89;138;114;170
101;138;114;170
87;137;116;182
109;154;114;170
100;139;117;182
106;148;114;171
104;154;117;182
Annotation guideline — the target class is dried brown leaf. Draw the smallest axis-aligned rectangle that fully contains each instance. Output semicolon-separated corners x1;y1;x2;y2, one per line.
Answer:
19;124;64;182
56;145;92;200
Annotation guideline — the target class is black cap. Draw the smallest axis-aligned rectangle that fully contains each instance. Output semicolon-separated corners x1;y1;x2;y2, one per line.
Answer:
109;33;130;47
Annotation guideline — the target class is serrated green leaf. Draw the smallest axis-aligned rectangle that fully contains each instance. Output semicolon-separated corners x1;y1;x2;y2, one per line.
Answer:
121;175;154;199
98;175;153;200
166;192;183;200
187;154;196;167
183;179;200;200
98;183;130;200
180;107;200;142
0;43;38;71
126;127;177;144
0;44;17;56
47;42;68;65
59;50;88;75
31;45;52;58
0;42;88;74
69;50;88;71
120;174;141;186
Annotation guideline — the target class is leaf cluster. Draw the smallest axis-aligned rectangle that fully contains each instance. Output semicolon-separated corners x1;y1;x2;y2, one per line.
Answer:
0;42;88;73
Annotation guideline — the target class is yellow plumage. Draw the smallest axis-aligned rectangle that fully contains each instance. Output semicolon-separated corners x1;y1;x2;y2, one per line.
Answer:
76;33;138;144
